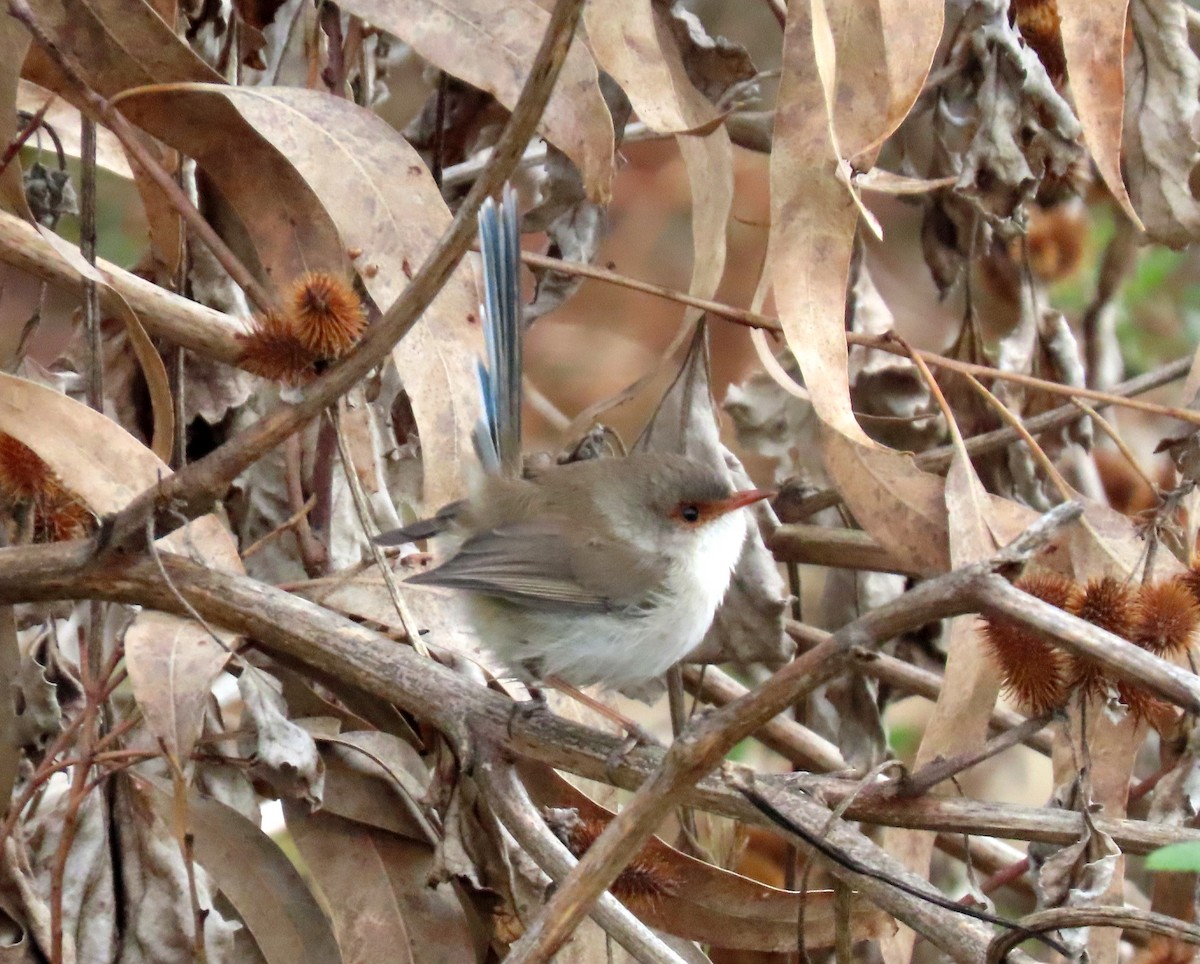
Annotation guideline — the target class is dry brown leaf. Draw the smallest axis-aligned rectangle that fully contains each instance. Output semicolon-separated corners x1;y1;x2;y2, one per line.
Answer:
1059;0;1142;228
138;775;341;964
522;765;894;952
1123;0;1200;246
0;372;240;567
586;0;722;135
771;3;953;574
314;730;433;842
238;670;324;805
20;0;221;102
828;0;945;156
284;806;483;964
121;84;481;509
124;611;233;766
338;0;615;202
117;84;348;287
818;428;951;571
113;777;240;963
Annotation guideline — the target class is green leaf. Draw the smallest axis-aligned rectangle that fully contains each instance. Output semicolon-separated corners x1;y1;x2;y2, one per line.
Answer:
1146;841;1200;872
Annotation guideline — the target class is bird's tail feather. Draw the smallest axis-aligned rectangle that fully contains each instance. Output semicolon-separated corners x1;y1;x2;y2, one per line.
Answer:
474;185;522;477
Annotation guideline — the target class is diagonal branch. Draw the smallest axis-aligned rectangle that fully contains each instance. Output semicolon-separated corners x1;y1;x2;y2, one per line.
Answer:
95;0;588;554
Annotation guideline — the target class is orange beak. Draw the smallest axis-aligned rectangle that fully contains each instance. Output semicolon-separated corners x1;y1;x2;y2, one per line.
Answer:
711;488;774;517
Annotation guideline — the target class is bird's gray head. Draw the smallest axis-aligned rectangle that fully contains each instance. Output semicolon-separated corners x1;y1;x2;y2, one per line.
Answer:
573;453;770;554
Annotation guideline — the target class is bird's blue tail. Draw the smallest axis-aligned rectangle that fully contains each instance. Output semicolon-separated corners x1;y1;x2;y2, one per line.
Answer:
473;186;523;477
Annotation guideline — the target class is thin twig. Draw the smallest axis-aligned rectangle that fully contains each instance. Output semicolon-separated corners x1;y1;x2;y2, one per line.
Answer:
329;406;423;651
1073;398;1159;496
0;94;53;178
886;712;1055;799
240;494;318;560
986;906;1200;964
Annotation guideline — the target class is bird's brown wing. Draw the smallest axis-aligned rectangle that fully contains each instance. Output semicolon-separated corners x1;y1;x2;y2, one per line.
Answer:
406;522;667;614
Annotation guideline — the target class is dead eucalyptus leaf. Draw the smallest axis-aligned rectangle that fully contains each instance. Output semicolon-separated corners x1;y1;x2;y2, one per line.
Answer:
15;81;132;179
20;0;221;103
1124;0;1200;246
115;777;240;963
124;611;233;767
0;372;241;569
315;730;433;842
586;0;729;135
828;0;945;156
36;226;174;463
1059;0;1142;228
122;84;481;510
284;805;483;964
24;789;115;961
139;775;341;964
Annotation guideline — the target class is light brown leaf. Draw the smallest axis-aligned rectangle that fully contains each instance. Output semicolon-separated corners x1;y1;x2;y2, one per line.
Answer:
315;731;433;842
124;611;232;765
338;0;614;202
0;373;240;568
585;0;720;134
16;81;132;179
818;428;951;572
139;776;341;964
239;670;324;805
284;806;482;964
771;2;957;574
1059;0;1142;228
20;0;221;101
120;84;481;508
1123;0;1200;246
830;0;944;156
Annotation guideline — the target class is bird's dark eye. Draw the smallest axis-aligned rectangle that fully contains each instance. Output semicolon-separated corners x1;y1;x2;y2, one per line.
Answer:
679;503;701;523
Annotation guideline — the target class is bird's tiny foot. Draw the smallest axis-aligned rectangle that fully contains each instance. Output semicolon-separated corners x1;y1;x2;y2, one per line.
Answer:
506;691;550;739
604;721;660;781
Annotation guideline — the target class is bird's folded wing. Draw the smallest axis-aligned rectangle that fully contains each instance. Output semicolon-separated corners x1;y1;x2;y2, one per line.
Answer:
406;523;666;614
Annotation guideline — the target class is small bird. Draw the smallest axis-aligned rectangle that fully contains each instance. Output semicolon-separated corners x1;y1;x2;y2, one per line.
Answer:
377;188;770;690
381;453;770;689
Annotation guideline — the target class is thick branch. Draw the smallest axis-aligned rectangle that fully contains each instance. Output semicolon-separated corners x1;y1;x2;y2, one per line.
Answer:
0;539;1190;861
